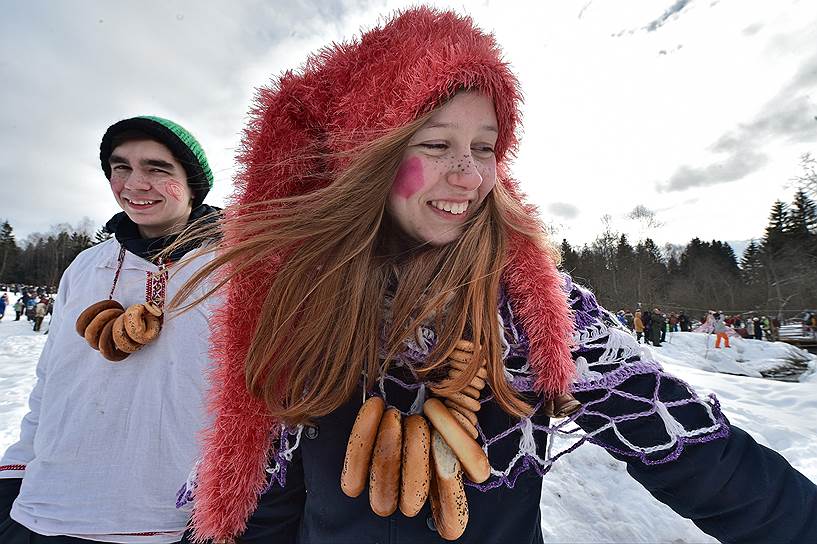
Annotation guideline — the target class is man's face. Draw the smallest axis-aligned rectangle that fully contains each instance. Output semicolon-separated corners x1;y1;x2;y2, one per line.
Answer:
108;139;193;238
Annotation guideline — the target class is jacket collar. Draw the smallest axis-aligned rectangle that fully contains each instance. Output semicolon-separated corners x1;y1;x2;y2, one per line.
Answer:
104;204;220;265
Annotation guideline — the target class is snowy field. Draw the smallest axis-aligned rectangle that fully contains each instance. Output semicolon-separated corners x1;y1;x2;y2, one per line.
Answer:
0;293;815;542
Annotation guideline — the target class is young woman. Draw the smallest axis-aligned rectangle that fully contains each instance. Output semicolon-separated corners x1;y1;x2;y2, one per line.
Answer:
175;7;816;543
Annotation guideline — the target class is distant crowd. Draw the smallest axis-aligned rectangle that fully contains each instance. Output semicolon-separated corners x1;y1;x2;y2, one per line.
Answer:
611;307;784;347
612;308;690;347
0;284;56;332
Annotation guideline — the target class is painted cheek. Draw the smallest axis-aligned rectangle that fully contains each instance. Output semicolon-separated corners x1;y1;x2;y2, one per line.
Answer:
391;156;425;199
162;179;186;202
109;177;125;195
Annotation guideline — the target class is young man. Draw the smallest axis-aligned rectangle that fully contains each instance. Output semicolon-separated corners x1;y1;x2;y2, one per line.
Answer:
0;116;219;543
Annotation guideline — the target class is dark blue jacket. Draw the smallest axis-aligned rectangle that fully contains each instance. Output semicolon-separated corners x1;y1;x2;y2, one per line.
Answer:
236;285;817;544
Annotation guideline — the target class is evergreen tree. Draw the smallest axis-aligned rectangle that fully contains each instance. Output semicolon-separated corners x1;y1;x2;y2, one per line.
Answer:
788;189;817;238
740;240;762;284
560;239;578;274
763;200;789;255
93;228;112;245
0;221;20;282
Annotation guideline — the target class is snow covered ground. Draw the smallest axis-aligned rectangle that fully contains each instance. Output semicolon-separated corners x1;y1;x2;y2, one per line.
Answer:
0;294;815;542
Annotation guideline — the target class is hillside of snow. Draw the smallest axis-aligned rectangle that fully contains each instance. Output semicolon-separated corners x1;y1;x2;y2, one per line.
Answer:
0;297;815;542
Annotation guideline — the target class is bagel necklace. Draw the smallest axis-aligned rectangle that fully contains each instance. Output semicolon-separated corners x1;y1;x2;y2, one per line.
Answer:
75;245;167;362
340;339;582;540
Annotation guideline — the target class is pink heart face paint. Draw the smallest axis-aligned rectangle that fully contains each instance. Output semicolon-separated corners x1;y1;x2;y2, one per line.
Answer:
386;92;499;247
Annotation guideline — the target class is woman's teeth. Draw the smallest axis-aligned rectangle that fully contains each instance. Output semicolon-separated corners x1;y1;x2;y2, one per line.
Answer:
430;200;468;215
128;199;156;205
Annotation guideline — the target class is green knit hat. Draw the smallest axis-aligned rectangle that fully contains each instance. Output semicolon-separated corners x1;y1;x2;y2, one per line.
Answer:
100;116;214;208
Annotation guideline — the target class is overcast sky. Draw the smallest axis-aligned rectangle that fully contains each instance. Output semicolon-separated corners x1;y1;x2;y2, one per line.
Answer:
2;0;816;251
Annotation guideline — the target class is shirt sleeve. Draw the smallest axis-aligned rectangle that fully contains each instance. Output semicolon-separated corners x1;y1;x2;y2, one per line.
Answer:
564;276;817;542
0;270;70;477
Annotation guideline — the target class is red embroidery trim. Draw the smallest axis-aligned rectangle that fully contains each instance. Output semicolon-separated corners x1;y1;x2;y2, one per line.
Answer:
145;259;169;309
109;245;127;300
0;464;26;471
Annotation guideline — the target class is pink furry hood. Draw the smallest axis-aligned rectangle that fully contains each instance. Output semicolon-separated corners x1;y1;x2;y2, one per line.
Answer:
192;7;574;540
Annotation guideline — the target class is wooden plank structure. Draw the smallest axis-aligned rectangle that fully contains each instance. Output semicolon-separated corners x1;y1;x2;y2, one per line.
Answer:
778;322;817;349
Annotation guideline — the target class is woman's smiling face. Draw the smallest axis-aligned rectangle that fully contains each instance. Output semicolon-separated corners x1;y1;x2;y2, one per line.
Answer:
387;92;499;246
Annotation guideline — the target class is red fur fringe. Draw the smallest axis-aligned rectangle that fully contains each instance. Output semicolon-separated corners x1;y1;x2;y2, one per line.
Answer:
192;7;575;540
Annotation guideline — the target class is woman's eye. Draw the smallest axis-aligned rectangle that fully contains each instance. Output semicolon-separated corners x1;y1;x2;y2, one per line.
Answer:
472;145;495;156
112;165;131;172
420;143;448;150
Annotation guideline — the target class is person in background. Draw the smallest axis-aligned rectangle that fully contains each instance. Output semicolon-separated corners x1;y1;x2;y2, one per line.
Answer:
753;317;763;341
0;293;7;321
651;308;665;347
0;115;220;543
634;310;645;343
624;310;634;331
13;298;23;321
668;313;678;332
679;311;690;332
642;308;653;346
714;311;730;348
31;297;48;332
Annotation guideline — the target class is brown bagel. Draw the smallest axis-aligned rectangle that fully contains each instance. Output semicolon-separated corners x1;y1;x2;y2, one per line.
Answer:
424;398;490;484
442;392;481;413
399;414;430;517
123;304;161;344
429;430;468;540
144;301;163;317
469;375;487;391
98;318;129;362
431;380;482;399
454;339;474;352
112;314;144;353
449;366;488;380
369;407;402;517
461;385;481;399
75;300;123;337
448;407;478;439
84;308;124;350
341;396;385;498
445;401;479;427
448;349;472;363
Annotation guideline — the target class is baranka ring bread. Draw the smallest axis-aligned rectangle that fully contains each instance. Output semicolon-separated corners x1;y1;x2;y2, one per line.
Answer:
399;414;430;517
123;304;162;344
75;300;123;337
442;392;481;413
423;398;490;484
84;308;124;350
112;314;144;353
448;407;478;439
369;407;402;517
98;317;129;362
429;429;468;540
445;401;479;427
454;339;474;352
341;396;385;497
